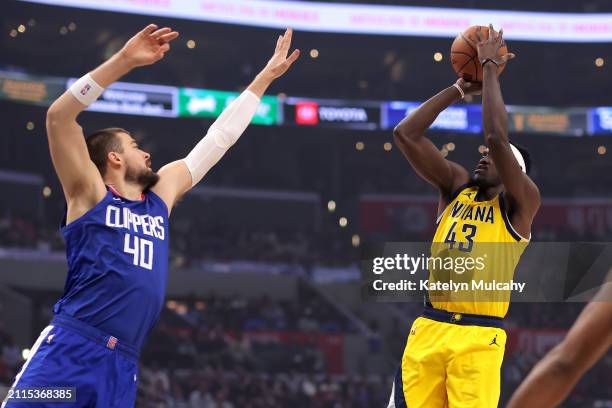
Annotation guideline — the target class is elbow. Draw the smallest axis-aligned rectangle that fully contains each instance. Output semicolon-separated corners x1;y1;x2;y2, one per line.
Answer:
393;126;417;149
546;343;581;377
46;104;64;128
46;101;77;128
484;131;507;149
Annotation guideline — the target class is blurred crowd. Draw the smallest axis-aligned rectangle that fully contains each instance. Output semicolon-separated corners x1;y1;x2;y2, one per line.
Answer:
137;366;388;408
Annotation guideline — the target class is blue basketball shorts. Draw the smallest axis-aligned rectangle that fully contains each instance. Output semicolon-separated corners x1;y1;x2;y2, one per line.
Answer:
1;315;139;408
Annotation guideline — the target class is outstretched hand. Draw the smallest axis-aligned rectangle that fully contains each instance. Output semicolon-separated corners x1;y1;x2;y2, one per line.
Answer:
261;28;300;80
119;24;179;68
474;24;515;66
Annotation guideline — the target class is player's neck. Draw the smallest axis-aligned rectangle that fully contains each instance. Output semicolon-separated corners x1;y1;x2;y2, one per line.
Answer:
105;178;144;201
475;185;503;202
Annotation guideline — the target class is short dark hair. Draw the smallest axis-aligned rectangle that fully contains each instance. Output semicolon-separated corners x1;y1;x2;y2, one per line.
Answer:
509;141;532;174
85;127;129;175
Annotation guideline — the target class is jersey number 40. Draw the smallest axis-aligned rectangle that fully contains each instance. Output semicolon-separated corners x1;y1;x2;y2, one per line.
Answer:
124;233;153;270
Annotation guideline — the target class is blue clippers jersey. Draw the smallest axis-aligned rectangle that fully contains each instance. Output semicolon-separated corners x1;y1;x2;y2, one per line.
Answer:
55;188;169;351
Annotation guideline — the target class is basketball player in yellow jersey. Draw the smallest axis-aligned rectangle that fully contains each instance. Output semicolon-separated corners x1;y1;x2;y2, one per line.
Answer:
387;26;540;408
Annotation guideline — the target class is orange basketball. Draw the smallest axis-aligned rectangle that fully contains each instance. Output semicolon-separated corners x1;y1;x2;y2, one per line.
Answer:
450;25;508;82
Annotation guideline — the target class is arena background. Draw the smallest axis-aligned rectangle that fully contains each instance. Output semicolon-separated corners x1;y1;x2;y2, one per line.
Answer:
1;0;611;406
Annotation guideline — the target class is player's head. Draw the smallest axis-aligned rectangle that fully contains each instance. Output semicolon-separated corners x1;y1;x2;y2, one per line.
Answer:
473;142;531;188
86;128;159;189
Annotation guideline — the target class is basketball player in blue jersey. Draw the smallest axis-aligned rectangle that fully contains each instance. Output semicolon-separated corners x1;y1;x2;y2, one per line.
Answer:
388;26;540;407
2;24;299;407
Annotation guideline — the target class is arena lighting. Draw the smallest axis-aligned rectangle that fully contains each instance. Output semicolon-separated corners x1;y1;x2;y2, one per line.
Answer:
447;142;456;151
327;200;337;212
26;121;35;130
187;39;196;49
59;26;68;35
383;142;392;151
309;49;319;59
433;52;443;62
478;145;487;154
21;349;30;360
598;145;607;155
9;29;17;38
19;0;612;43
339;217;348;227
595;57;605;67
351;234;360;247
68;22;77;31
356;142;365;151
17;24;26;33
42;186;52;197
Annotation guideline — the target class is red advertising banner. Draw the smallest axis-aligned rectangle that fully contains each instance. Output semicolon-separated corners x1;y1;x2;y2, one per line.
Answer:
506;328;567;354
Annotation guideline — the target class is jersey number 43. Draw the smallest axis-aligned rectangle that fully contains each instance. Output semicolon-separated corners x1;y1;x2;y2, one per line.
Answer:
444;221;477;253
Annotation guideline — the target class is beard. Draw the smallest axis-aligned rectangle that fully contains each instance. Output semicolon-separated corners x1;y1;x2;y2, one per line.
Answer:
126;165;160;190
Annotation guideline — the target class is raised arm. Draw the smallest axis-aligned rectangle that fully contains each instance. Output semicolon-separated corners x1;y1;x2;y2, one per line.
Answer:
46;24;178;219
393;80;478;200
476;25;540;229
152;28;300;212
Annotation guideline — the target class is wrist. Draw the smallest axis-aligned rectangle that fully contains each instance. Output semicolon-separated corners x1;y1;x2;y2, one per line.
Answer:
481;58;499;69
256;69;275;86
114;50;137;72
447;84;463;101
247;71;274;99
451;83;465;99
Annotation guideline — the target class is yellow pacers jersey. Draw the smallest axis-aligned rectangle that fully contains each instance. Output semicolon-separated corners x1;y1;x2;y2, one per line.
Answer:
429;185;529;318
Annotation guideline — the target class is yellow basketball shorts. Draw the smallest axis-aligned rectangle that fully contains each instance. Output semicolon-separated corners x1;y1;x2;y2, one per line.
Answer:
388;315;507;408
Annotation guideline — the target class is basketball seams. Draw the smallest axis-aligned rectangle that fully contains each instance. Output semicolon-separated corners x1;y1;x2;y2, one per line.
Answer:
460;33;478;55
451;50;475;58
456;55;474;74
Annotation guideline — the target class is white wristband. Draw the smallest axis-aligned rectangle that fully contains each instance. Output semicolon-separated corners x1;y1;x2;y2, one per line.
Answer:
69;73;105;106
452;83;465;99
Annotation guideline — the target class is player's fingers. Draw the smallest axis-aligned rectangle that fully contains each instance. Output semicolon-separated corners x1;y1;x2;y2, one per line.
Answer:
285;48;300;66
474;26;484;42
505;52;516;61
489;24;496;39
151;27;172;39
139;24;158;36
156;43;170;59
275;35;283;53
281;28;293;51
159;31;179;44
498;28;504;39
